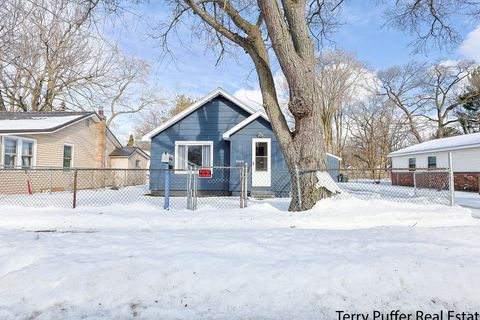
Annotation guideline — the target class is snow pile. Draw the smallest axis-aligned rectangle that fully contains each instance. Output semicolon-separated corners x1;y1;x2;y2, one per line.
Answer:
0;197;479;319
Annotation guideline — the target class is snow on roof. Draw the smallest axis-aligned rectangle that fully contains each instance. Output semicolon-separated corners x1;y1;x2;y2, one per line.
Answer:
0;112;93;134
389;133;480;157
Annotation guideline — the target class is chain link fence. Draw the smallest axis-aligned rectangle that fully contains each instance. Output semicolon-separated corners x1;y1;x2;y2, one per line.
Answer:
0;166;248;210
248;167;454;207
0;165;454;210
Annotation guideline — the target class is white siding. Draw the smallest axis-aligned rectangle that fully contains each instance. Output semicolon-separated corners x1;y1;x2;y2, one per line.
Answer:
391;148;480;172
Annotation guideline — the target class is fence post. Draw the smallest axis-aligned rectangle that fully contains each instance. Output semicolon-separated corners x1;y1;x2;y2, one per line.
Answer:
448;152;455;206
240;166;244;209
244;162;248;207
294;164;302;209
164;165;170;210
413;170;418;197
187;168;192;210
193;166;198;210
72;169;78;209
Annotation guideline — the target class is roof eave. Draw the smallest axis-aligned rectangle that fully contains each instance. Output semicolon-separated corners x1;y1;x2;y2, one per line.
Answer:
222;112;269;140
388;143;480;157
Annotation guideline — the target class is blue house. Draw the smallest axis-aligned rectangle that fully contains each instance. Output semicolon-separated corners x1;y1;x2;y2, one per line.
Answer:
143;88;341;196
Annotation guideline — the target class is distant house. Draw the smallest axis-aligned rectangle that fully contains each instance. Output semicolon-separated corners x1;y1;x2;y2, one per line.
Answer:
110;147;150;170
143;88;341;196
0;111;150;194
0;111;149;169
388;133;480;192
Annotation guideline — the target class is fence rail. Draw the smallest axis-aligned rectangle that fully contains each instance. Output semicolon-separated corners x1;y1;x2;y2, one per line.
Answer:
0;165;456;210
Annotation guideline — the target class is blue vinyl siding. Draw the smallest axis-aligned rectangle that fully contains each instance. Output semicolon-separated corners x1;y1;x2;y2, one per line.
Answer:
229;117;290;194
149;96;250;192
149;94;341;195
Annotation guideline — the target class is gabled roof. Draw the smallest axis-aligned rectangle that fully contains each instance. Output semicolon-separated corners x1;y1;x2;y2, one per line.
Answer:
0;112;95;134
0;111;123;148
388;132;480;157
109;147;150;159
223;111;342;161
222;111;269;140
142;88;256;141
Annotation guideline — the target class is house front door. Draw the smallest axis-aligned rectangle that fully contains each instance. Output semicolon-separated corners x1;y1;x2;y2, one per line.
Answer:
251;138;271;187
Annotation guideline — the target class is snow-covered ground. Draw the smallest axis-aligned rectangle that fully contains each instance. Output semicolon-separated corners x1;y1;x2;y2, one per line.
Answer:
1;197;480;319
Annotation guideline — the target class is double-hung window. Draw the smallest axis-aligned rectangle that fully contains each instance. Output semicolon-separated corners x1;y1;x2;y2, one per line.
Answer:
63;145;73;168
408;158;416;170
2;137;36;168
3;138;18;168
22;141;34;168
174;141;213;170
427;156;437;169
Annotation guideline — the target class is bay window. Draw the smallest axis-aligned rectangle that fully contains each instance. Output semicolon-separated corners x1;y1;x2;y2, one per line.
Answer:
174;141;213;170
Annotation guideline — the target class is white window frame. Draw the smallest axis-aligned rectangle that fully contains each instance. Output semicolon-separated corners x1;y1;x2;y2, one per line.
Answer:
63;144;75;168
174;141;213;173
0;136;37;168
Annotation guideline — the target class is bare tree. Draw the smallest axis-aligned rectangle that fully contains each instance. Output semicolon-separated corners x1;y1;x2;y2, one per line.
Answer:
0;0;110;112
378;62;427;143
99;55;163;127
386;0;480;51
316;49;367;158
346;95;409;172
421;60;479;139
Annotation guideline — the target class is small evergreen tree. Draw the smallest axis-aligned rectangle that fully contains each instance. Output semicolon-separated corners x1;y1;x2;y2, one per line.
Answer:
456;68;480;134
169;94;195;117
127;134;135;147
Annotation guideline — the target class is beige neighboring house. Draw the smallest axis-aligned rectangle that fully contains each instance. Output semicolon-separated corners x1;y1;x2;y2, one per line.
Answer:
109;147;150;169
0;111;150;194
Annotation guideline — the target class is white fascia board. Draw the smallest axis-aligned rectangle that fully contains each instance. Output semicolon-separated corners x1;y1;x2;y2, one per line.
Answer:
222;112;269;140
326;153;342;161
142;87;257;141
388;144;480;157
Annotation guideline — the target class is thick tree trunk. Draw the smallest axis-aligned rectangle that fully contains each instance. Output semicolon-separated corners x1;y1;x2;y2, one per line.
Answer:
254;0;331;211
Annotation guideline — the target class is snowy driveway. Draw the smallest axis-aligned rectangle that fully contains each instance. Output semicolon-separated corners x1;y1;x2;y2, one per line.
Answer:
0;198;480;319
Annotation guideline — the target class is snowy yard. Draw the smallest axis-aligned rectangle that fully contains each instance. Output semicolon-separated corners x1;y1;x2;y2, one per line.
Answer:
1;197;480;319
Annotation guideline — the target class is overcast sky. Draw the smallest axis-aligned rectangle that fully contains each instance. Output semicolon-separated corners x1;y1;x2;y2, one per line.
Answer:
106;0;480;143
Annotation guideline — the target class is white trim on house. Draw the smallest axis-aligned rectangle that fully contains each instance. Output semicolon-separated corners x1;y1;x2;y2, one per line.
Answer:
222;111;269;140
388;132;480;157
222;112;343;162
174;141;214;172
251;138;271;187
142;88;257;141
63;143;75;168
326;153;342;161
0;135;38;168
